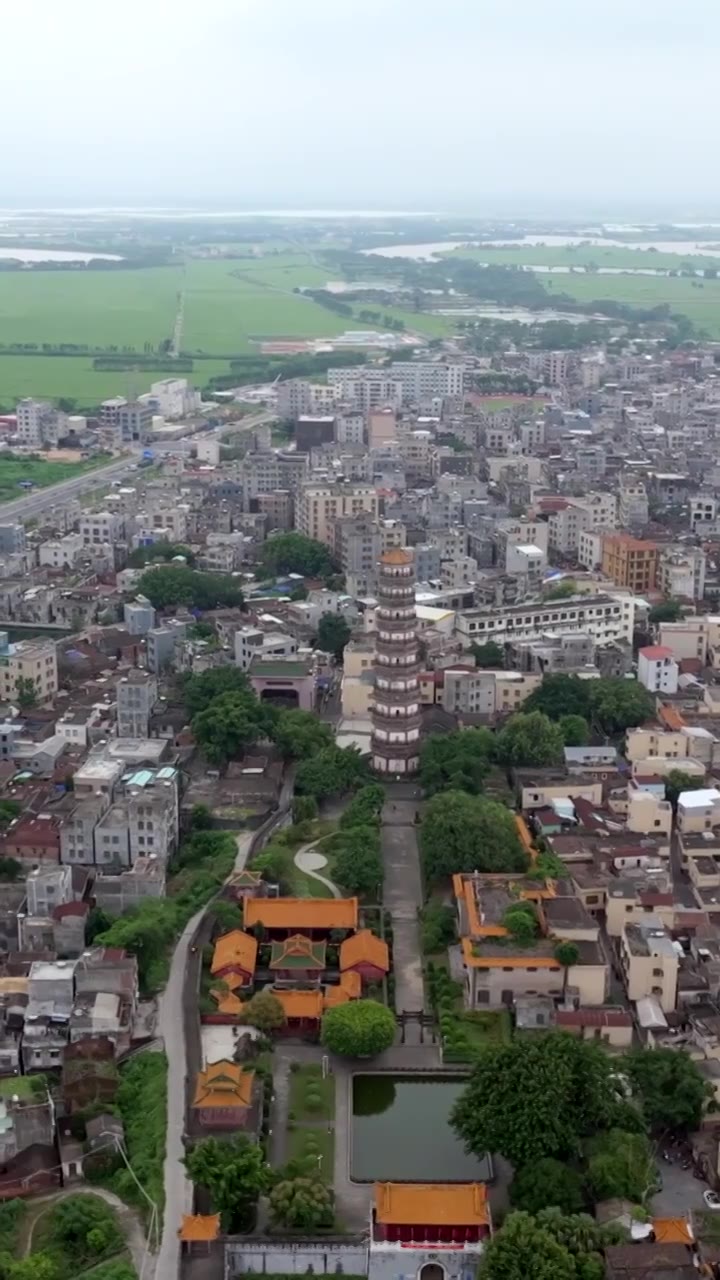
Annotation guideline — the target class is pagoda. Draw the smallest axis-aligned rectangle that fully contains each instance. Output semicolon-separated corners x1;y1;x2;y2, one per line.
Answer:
371;547;421;775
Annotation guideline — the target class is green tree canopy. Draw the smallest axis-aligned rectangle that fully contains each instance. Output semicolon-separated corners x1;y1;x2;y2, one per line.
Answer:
240;990;286;1032
559;715;590;747
321;999;396;1057
261;532;338;578
185;1135;270;1231
648;599;685;624
524;675;593;722
295;745;370;799
273;709;333;760
127;542;195;568
192;691;275;766
317;612;352;661
623;1047;711;1133
503;901;539;944
477;1211;577;1280
421;790;528;883
419;728;495;796
269;1176;334;1229
510;1158;586;1216
332;825;383;898
588;679;654;735
496;711;565;767
451;1033;627;1169
136;565;244;610
15;677;38;710
585;1129;656;1205
339;784;385;828
544;580;578;601
182;667;252;717
664;768;706;811
471;640;505;668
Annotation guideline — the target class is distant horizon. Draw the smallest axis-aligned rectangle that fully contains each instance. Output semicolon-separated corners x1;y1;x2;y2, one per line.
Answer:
4;205;720;223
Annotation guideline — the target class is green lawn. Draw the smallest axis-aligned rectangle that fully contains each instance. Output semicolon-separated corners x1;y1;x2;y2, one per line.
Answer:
287;1125;335;1182
289;1064;335;1121
460;1010;512;1047
0;1076;41;1099
0;455;114;503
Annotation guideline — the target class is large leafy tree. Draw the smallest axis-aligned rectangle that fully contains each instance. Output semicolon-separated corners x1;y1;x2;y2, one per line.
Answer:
332;825;383;898
339;784;385;828
649;599;685;624
269;1176;334;1229
471;640;505;669
496;711;565;767
478;1212;577;1280
421;790;528;883
240;990;286;1032
261;532;338;578
273;709;333;760
192;692;275;765
419;729;495;796
128;542;195;568
295;745;370;799
136;565;244;610
317;613;352;661
665;768;706;811
525;675;593;722
623;1048;711;1134
182;667;252;717
321;999;396;1057
585;1128;656;1205
185;1135;270;1230
451;1033;623;1169
559;715;590;747
510;1158;586;1215
588;679;654;735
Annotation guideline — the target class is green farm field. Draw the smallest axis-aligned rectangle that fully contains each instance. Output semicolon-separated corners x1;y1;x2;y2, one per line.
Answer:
445;243;720;271
540;271;720;335
0;454;112;503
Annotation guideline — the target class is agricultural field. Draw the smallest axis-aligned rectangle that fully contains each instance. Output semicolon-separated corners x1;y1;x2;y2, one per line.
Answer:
445;243;720;272
0;454;111;503
0;265;183;347
539;270;720;336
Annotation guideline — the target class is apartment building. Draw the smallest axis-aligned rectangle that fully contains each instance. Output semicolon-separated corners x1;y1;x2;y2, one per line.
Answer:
456;593;635;649
677;788;720;834
326;369;403;411
606;872;674;938
15;399;57;447
80;511;125;549
0;639;58;705
146;620;187;673
123;601;155;636
543;351;568;385
116;671;158;739
234;626;297;672
601;534;658;594
657;547;706;601
0;523;26;554
296;483;379;549
38;533;85;569
148;377;200;420
619;918;678;1012
618;477;649;528
256;490;293;532
241;451;309;498
637;645;679;695
547;493;618;556
658;617;711;664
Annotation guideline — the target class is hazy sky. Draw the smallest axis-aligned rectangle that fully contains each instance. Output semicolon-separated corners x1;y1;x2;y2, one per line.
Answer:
3;0;719;212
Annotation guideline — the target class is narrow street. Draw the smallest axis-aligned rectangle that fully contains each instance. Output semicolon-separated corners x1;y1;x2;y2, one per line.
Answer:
381;786;427;1042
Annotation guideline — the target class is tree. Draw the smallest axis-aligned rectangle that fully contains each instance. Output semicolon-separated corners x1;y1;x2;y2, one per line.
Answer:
554;941;580;997
190;803;213;830
317;613;352;661
478;1212;577;1280
295;745;370;799
420;903;457;954
471;640;505;669
585;1129;656;1205
421;790;528;884
192;692;275;766
207;899;242;933
503;901;539;944
321;999;396;1057
544;580;578;601
588;679;654;735
665;769;706;812
85;905;114;944
50;1195;122;1260
623;1047;712;1133
419;729;495;796
273;709;333;760
0;800;20;829
96;898;178;989
510;1158;585;1215
333;826;383;898
15;677;37;709
239;990;286;1033
9;1254;60;1280
451;1033;625;1169
339;784;385;828
136;565;244;610
496;712;565;767
559;715;590;747
525;674;593;722
269;1176;334;1229
292;794;319;824
182;668;251;718
127;542;195;569
649;599;685;624
185;1135;270;1230
260;532;338;578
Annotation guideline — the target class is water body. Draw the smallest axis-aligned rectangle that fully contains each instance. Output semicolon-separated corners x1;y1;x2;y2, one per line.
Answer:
364;235;720;262
351;1074;491;1183
0;247;122;262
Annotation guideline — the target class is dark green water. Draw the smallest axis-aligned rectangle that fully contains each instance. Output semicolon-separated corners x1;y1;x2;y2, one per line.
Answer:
351;1075;491;1183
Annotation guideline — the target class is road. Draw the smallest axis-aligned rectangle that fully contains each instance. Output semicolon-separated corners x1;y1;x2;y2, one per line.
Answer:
3;455;139;522
155;770;293;1280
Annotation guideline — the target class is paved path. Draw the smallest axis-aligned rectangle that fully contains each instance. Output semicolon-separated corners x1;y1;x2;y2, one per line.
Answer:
294;838;340;897
24;1187;151;1279
381;792;427;1042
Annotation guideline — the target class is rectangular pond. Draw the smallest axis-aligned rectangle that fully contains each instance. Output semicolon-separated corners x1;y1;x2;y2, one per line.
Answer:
351;1074;492;1183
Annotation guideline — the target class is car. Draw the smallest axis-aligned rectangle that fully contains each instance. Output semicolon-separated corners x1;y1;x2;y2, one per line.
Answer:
703;1190;720;1210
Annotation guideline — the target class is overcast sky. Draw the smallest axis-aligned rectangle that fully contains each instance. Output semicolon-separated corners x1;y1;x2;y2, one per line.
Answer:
3;0;719;213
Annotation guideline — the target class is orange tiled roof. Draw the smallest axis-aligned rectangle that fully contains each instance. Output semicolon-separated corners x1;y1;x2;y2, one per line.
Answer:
323;971;362;1008
211;988;245;1016
193;1060;254;1109
375;1182;489;1226
340;929;389;973
272;988;324;1020
381;548;413;566
659;703;686;731
211;929;258;977
270;933;327;970
244;897;358;930
461;937;560;970
651;1217;693;1245
178;1214;220;1243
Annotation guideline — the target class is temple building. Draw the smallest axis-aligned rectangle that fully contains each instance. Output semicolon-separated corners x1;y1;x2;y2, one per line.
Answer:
371;548;422;775
369;1182;491;1280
